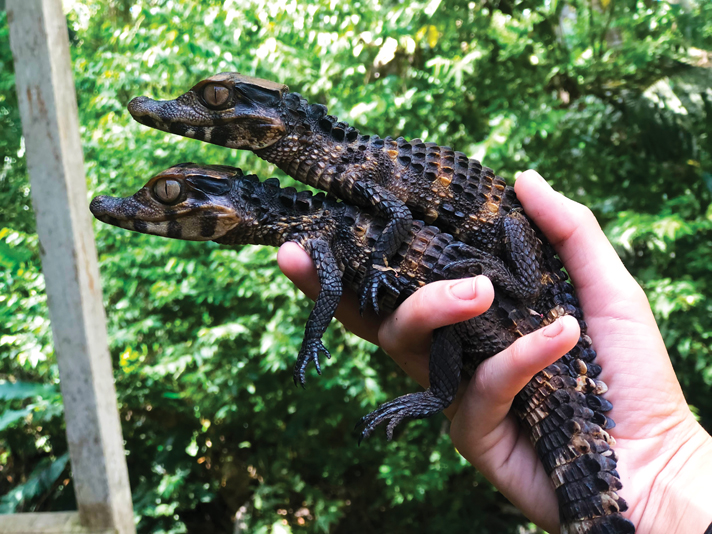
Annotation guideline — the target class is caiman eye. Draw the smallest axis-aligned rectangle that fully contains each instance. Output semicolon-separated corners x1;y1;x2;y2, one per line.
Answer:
154;179;182;204
202;83;230;108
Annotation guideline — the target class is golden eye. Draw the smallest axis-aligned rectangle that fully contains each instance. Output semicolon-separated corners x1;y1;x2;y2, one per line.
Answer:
203;83;230;108
154;179;182;203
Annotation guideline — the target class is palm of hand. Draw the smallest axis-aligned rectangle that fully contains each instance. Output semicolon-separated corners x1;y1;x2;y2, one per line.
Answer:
447;174;712;533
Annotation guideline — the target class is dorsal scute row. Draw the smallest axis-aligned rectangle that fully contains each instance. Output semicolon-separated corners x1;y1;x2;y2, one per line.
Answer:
235;173;260;199
236;173;334;217
276;186;325;212
282;92;310;122
284;92;362;143
281;91;514;222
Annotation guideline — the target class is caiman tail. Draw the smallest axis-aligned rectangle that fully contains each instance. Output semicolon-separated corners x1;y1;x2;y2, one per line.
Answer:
512;260;635;534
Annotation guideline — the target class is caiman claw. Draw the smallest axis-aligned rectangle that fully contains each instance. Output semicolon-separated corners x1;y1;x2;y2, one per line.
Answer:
356;390;448;444
358;264;402;315
293;339;331;387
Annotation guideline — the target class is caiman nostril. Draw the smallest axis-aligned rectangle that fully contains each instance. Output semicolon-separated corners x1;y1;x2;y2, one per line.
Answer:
127;97;161;129
89;195;125;223
127;96;151;116
89;196;108;216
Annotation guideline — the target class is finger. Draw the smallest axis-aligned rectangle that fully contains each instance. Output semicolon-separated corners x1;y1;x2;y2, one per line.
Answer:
452;316;579;468
380;275;495;355
378;276;495;386
277;242;322;299
515;171;688;432
460;315;580;430
277;242;382;344
450;316;580;531
514;170;648;309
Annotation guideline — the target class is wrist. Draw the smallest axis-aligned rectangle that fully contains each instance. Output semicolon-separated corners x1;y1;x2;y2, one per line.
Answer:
642;419;712;534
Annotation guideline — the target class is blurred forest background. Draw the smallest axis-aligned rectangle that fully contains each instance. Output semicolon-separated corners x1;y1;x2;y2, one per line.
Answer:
1;0;712;532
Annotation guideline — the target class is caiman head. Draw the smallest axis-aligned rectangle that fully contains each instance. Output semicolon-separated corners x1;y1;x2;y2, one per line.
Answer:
90;163;245;241
127;73;289;150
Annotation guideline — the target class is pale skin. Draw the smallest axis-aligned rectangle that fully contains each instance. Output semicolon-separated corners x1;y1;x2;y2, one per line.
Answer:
277;170;712;534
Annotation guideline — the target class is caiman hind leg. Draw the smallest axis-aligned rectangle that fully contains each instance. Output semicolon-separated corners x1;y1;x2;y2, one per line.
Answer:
502;209;547;297
293;239;343;387
350;179;413;315
358;324;462;442
443;211;544;302
442;243;543;301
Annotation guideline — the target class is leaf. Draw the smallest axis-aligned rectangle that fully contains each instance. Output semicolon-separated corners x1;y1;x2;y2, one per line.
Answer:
0;381;56;401
0;454;69;513
0;406;33;431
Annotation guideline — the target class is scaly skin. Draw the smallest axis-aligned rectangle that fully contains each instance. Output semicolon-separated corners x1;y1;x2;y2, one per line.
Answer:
91;163;634;534
127;73;544;313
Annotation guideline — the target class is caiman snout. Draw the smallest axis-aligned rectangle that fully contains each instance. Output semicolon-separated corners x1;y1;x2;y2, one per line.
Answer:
89;195;120;222
90;193;176;237
127;96;151;115
127;96;165;128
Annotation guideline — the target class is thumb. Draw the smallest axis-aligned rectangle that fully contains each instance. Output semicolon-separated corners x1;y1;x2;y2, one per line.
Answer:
452;315;581;457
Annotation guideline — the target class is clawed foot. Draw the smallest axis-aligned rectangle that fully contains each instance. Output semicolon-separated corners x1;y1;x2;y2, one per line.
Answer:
358;265;403;315
356;390;448;444
293;339;331;387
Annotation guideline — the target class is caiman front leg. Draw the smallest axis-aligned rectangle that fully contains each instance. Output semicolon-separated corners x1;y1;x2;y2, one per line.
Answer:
293;239;343;387
358;324;462;442
350;179;412;315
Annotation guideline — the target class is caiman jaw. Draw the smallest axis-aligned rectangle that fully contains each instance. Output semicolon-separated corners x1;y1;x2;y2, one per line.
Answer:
90;163;242;241
90;194;194;239
127;96;171;130
127;73;289;150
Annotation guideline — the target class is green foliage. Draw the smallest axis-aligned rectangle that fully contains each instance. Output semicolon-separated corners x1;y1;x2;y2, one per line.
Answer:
0;453;69;514
1;0;711;532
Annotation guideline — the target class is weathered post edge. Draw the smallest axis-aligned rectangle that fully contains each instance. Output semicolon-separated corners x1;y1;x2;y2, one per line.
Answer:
6;1;135;532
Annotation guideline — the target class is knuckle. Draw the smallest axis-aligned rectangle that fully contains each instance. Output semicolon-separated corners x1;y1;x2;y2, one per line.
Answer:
504;336;528;368
411;280;456;317
614;276;650;309
472;353;500;395
408;284;434;322
571;202;598;227
503;331;547;378
472;357;510;405
623;279;647;302
472;363;492;393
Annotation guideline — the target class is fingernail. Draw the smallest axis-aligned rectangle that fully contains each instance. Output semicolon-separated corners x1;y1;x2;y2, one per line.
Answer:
542;318;564;338
450;278;477;300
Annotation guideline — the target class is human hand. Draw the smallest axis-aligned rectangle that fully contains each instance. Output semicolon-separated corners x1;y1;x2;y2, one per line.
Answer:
451;171;712;534
277;170;712;534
